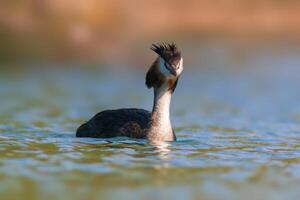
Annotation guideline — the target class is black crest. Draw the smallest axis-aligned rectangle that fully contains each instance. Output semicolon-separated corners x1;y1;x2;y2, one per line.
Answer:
150;43;181;64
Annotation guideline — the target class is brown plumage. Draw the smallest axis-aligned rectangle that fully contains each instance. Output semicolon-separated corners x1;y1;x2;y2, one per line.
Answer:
146;58;165;89
76;109;151;138
150;43;181;66
76;43;183;142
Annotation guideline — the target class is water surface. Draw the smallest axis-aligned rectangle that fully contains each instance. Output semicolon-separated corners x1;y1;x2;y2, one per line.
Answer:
1;47;300;200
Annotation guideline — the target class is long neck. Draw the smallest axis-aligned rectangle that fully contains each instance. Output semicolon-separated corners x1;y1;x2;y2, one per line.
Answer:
147;84;174;141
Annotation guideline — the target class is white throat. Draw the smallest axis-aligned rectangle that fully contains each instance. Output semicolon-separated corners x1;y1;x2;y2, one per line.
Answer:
151;83;173;134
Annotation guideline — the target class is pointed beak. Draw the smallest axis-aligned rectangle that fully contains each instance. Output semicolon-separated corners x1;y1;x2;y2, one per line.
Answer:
168;66;177;76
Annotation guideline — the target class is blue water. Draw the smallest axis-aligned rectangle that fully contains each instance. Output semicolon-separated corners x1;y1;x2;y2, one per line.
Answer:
1;43;300;200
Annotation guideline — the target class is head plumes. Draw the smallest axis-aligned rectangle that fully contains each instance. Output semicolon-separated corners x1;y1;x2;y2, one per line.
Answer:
146;42;183;92
150;42;183;78
150;43;181;62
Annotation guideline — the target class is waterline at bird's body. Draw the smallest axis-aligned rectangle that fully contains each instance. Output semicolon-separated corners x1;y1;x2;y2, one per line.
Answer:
76;43;183;142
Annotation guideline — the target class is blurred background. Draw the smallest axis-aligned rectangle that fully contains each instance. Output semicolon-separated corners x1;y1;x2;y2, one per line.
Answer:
1;1;300;200
1;0;300;69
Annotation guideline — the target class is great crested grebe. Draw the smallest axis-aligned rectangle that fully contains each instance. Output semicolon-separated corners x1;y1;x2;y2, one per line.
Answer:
76;43;183;142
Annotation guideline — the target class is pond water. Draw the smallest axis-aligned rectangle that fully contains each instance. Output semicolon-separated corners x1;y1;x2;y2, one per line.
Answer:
1;44;300;200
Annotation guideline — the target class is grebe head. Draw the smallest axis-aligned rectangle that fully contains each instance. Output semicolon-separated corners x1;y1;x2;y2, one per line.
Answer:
151;43;183;77
146;42;183;92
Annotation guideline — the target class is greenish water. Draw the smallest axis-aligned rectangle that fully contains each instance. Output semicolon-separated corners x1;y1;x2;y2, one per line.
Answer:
1;50;300;200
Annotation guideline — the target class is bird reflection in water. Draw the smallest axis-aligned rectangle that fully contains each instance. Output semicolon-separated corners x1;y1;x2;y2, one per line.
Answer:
150;141;171;161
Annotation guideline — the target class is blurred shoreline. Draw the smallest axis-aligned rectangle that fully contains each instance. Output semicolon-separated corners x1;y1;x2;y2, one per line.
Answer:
0;0;300;65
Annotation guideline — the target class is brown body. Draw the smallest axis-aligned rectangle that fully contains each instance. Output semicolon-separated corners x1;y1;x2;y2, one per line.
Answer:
76;108;151;138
